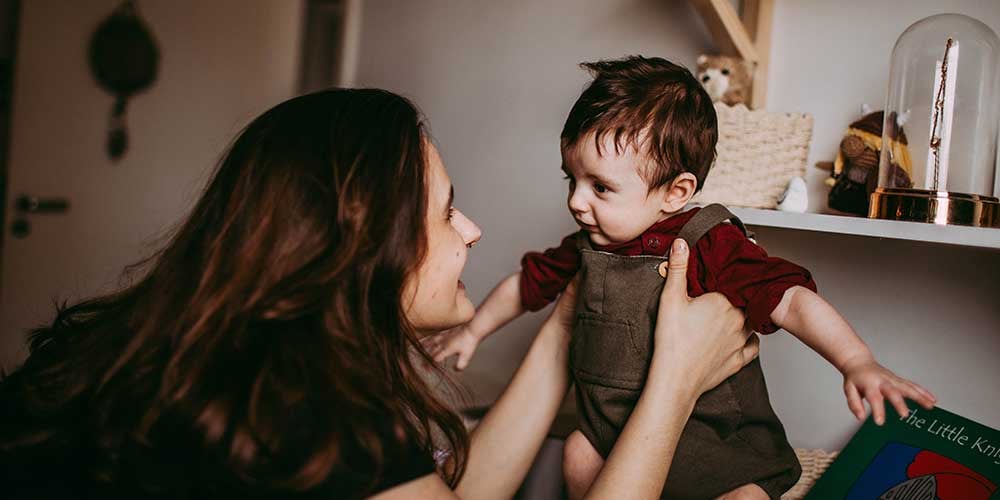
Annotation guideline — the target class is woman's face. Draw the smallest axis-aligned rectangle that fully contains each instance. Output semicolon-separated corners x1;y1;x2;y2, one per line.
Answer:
403;143;482;335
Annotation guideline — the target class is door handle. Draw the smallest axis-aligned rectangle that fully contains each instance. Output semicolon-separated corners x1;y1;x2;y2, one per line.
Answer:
10;195;70;238
15;195;69;214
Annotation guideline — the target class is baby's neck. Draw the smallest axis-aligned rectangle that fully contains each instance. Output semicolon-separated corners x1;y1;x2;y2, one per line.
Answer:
654;205;693;225
644;205;695;229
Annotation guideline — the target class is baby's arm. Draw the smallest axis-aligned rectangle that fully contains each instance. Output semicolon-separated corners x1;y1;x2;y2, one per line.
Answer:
424;232;580;370
421;271;527;370
466;271;527;341
771;286;936;424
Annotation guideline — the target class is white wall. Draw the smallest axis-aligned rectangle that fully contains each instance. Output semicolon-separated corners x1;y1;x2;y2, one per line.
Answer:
356;0;1000;450
0;0;303;367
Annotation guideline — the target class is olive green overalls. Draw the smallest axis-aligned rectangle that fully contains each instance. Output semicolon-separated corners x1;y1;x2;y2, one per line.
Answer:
569;205;801;499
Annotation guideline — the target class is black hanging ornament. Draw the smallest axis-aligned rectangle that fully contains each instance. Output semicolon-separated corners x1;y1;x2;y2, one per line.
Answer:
88;1;159;161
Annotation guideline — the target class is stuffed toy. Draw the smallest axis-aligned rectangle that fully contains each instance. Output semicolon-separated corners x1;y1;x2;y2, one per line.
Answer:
827;107;913;215
777;177;808;213
696;54;753;106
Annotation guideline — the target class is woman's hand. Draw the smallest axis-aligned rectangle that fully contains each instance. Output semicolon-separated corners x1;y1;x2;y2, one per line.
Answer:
652;238;759;397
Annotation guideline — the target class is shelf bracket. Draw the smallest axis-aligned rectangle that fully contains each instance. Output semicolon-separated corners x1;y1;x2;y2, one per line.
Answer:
689;0;773;109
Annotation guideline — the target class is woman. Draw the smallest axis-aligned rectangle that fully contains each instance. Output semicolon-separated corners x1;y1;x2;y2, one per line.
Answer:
0;88;756;499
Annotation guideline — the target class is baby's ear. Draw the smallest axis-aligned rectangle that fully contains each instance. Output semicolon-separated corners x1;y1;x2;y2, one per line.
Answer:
659;173;698;213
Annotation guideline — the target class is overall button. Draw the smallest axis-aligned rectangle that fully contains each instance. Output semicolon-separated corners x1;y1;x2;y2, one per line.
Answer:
657;260;670;278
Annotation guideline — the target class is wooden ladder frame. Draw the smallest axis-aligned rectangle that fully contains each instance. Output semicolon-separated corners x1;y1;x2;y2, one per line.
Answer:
689;0;774;109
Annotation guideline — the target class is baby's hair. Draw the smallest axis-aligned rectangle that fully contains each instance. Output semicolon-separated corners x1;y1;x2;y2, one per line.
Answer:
561;55;718;191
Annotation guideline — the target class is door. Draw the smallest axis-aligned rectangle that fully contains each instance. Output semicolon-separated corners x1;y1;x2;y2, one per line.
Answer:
0;0;303;370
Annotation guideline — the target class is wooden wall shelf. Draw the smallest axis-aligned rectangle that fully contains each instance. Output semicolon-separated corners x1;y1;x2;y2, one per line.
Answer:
731;207;1000;250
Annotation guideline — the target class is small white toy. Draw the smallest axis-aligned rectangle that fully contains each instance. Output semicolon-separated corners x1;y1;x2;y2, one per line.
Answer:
777;177;808;213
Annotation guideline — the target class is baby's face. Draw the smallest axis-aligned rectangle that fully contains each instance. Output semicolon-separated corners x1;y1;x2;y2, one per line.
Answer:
561;133;672;246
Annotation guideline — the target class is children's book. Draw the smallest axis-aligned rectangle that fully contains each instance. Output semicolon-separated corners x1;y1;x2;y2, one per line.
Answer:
805;404;999;499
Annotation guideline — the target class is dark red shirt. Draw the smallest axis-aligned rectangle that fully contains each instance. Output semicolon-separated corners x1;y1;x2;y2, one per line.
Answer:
519;207;817;334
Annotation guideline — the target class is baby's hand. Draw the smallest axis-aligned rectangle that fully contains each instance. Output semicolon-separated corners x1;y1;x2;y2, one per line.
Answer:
420;324;481;371
841;356;937;425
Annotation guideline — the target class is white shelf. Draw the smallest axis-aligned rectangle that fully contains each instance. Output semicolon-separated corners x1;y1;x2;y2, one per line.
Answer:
730;207;1000;250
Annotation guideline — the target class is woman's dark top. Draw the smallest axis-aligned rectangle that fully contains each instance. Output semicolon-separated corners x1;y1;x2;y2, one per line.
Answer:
2;401;437;499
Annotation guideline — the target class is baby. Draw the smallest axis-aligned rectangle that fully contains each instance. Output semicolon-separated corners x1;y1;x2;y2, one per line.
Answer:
423;56;936;499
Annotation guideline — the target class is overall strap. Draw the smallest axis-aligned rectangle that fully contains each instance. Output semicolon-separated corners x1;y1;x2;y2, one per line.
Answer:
675;204;755;253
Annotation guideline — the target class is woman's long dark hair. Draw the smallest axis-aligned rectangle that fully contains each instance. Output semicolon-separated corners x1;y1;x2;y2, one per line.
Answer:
0;88;468;496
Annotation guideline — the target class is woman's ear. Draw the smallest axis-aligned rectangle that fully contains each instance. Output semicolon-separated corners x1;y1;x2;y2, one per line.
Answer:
658;173;698;213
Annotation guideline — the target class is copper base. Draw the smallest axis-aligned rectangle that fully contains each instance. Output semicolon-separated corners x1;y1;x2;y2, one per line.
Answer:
869;188;1000;227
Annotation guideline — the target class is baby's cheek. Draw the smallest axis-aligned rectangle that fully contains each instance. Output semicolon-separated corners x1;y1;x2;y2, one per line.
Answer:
601;219;631;242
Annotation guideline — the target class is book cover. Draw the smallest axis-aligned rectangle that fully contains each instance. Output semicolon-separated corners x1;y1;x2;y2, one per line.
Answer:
805;404;999;499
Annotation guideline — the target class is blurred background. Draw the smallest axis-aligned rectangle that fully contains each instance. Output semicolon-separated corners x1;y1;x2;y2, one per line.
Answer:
0;0;997;473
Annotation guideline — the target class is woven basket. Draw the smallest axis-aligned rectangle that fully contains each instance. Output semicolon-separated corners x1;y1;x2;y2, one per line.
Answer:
693;103;813;209
782;448;839;499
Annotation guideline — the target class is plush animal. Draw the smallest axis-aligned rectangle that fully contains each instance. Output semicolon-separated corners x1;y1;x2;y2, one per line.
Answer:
827;107;913;215
695;54;753;106
777;177;808;213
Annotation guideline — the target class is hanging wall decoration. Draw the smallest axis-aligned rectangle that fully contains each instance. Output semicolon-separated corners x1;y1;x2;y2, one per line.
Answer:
88;0;159;161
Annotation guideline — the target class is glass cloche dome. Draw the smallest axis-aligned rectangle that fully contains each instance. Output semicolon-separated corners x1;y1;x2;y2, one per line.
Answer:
870;13;1000;227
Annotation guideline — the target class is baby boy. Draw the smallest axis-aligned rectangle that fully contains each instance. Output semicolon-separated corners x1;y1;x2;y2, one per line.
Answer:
423;55;936;500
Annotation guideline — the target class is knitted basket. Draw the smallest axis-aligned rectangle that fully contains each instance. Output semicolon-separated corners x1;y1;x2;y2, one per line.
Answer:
693;103;813;209
781;448;839;499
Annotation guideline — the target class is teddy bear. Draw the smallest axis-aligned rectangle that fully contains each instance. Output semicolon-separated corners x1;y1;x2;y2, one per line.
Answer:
695;54;753;106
